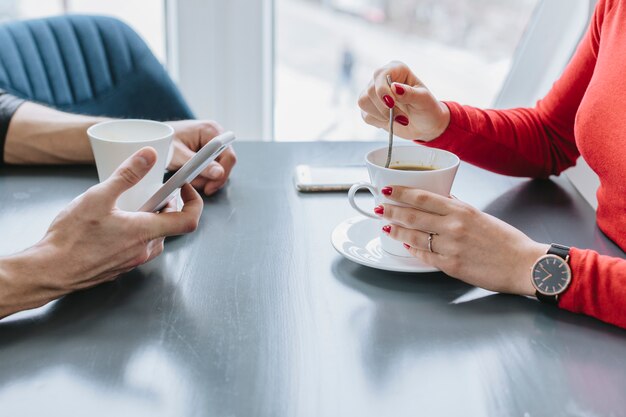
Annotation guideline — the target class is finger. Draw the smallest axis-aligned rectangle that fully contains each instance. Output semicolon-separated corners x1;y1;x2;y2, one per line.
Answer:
383;186;457;215
378;61;424;87
373;70;410;116
361;110;387;130
366;79;391;120
404;243;442;266
358;94;389;123
216;147;237;180
381;203;444;232
384;223;434;253
198;161;225;182
197;121;225;146
98;147;157;206
201;150;237;196
161;194;179;213
145;237;165;263
392;82;437;110
148;184;203;238
167;140;196;171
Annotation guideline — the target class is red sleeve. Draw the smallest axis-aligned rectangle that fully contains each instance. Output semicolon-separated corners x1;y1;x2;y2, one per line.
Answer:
423;0;606;178
559;248;626;328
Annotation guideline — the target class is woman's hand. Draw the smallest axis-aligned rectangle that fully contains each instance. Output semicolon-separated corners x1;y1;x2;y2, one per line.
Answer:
168;120;237;196
377;186;548;295
0;147;203;318
358;61;450;141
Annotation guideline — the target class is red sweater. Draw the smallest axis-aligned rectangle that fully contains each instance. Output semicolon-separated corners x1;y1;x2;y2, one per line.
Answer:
426;0;626;328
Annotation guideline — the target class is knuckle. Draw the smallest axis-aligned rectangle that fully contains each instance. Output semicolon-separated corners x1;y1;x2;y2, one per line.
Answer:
357;93;369;109
391;60;409;71
447;220;466;235
457;204;479;220
201;120;223;135
408;232;423;248
403;211;419;226
118;166;142;185
183;217;199;234
411;190;429;206
132;248;151;268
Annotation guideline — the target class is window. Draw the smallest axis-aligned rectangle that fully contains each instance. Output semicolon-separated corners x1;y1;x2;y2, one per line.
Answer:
275;0;539;141
0;0;166;63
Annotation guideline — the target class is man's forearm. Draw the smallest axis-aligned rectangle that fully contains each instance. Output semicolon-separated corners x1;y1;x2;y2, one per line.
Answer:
4;102;108;165
0;246;57;319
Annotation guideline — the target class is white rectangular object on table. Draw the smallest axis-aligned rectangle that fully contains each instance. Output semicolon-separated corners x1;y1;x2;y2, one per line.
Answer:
294;165;369;192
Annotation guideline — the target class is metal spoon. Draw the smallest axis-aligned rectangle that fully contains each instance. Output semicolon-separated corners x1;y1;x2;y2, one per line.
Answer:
385;74;394;168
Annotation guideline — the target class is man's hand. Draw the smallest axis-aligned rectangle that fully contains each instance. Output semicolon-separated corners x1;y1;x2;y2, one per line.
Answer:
0;147;203;319
167;120;237;196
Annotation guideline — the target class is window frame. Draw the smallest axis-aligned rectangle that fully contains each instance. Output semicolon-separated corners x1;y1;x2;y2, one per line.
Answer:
166;0;274;141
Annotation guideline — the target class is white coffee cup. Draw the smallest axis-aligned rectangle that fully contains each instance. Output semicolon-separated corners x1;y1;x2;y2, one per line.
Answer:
348;145;460;257
88;119;174;211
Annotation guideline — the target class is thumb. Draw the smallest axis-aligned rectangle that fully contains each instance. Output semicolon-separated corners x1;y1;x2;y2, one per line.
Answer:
392;82;436;106
100;147;157;204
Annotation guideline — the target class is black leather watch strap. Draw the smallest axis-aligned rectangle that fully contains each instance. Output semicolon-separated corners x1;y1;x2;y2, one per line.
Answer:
536;291;559;305
547;243;570;260
535;243;571;305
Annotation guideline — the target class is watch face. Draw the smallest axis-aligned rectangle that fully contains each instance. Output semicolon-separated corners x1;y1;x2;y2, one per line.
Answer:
532;254;572;296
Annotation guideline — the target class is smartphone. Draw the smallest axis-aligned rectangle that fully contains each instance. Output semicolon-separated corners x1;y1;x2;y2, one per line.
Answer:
139;131;236;212
294;164;369;192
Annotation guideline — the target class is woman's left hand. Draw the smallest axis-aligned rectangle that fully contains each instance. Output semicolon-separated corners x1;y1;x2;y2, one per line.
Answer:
377;186;548;295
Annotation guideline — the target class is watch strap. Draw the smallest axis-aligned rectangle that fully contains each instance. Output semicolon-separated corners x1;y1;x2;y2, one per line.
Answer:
547;243;570;260
535;291;559;305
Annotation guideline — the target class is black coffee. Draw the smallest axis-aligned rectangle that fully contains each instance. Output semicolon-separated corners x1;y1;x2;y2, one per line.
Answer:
390;164;436;171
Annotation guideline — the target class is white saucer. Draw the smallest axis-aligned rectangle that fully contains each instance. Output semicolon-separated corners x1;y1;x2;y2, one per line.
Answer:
331;216;439;273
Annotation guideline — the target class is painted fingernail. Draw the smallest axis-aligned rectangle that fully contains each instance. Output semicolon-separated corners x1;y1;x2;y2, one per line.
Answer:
381;186;392;196
383;95;395;108
395;115;409;126
413;139;426;144
374;205;384;216
403;243;411;249
394;84;405;95
382;225;391;234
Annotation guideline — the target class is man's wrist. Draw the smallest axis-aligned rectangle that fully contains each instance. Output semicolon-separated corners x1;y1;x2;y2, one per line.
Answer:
0;243;61;318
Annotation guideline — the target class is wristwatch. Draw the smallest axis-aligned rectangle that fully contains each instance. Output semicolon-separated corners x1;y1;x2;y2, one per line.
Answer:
530;243;572;305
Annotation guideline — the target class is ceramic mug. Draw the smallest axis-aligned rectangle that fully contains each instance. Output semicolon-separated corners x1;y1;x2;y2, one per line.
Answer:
88;119;174;211
348;145;460;257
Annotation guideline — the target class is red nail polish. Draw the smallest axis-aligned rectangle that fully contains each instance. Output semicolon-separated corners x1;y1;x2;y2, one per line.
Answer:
381;186;392;196
395;115;409;126
395;84;405;95
413;139;426;144
382;225;391;234
374;205;384;215
383;95;394;108
403;243;411;249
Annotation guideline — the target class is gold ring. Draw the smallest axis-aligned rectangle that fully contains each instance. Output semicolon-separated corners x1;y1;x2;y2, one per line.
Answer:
428;233;435;253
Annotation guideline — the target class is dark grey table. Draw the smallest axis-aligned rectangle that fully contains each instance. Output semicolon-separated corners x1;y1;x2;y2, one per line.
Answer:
0;142;625;417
